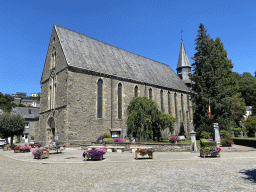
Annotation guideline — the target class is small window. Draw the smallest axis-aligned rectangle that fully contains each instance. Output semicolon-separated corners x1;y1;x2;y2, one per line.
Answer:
28;109;31;114
134;86;138;97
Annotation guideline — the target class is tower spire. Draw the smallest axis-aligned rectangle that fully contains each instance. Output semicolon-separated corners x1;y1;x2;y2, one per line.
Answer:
181;26;183;42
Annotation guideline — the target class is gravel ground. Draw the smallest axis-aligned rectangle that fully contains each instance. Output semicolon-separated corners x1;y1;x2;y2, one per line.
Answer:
0;148;256;192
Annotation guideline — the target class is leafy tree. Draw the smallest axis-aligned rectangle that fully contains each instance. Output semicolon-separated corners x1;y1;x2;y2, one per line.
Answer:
127;97;176;141
0;92;26;112
238;72;256;115
230;93;246;127
0;113;25;144
245;115;256;137
192;23;233;137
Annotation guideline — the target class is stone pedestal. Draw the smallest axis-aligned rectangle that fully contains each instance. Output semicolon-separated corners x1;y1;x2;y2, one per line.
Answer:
213;123;220;144
190;131;197;152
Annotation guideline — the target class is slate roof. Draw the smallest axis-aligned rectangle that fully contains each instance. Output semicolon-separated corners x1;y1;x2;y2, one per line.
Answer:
54;25;190;93
12;107;39;120
177;42;191;69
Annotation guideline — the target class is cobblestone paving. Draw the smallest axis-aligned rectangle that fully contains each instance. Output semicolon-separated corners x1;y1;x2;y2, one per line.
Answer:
0;149;256;191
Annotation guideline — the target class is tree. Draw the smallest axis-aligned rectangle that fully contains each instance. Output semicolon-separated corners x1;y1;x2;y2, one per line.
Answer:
245;115;256;137
0;92;25;112
127;97;176;141
192;23;233;137
0;113;25;144
230;93;246;127
238;72;256;115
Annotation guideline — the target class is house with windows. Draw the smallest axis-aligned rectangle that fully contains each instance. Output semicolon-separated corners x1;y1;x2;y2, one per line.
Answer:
12;107;39;143
37;25;193;146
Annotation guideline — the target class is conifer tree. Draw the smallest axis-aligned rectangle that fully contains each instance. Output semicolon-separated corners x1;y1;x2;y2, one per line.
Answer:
192;23;233;137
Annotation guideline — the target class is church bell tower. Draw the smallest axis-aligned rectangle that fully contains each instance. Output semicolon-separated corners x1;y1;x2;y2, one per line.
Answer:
176;32;192;88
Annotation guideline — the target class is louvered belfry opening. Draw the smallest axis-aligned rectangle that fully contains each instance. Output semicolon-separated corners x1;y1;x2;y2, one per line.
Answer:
97;79;103;118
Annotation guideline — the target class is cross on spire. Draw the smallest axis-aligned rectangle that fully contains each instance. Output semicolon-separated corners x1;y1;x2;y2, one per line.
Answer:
181;26;183;42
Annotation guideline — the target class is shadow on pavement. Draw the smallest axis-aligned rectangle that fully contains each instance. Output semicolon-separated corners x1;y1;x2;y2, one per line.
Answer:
240;169;256;183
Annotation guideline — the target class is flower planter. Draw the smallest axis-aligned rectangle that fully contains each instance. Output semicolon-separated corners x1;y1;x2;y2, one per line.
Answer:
14;149;21;153
34;151;49;159
200;151;220;158
21;149;30;153
85;154;103;161
3;146;11;151
135;152;153;160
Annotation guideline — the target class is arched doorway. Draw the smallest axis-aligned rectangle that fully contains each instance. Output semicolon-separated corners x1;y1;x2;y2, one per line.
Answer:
48;117;55;141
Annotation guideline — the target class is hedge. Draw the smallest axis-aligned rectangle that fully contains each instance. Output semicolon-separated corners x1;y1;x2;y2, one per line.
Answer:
232;137;256;148
103;138;113;143
200;139;217;147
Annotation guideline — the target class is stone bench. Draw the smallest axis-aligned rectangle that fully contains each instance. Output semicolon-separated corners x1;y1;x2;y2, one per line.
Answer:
87;146;105;150
130;146;153;153
105;146;125;153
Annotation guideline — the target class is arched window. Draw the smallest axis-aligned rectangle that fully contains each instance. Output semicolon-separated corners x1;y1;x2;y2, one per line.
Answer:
97;79;103;118
160;90;164;112
187;94;190;119
168;91;171;114
118;83;122;119
181;94;184;121
134;85;138;97
51;47;56;69
149;88;152;99
49;85;52;109
174;92;177;119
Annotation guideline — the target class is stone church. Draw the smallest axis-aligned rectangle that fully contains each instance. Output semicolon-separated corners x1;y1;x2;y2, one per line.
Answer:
36;25;193;146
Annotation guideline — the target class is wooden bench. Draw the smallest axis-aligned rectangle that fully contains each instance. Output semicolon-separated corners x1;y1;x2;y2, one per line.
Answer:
105;146;125;153
130;146;153;153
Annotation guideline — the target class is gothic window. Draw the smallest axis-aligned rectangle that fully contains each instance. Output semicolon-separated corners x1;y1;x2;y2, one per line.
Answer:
134;85;138;97
49;85;52;110
118;83;122;119
181;94;184;121
51;47;56;69
97;79;103;118
149;88;152;99
174;92;177;119
168;91;171;115
160;90;164;112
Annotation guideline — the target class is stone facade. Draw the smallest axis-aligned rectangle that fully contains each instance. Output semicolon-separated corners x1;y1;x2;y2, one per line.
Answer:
37;25;194;146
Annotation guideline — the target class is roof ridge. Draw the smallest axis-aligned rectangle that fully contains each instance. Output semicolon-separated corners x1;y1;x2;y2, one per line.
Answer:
54;24;173;69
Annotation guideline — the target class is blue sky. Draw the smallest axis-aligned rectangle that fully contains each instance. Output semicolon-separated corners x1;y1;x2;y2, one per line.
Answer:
1;0;255;96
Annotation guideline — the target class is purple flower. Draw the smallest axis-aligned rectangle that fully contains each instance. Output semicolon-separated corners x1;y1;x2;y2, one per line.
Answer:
113;138;123;142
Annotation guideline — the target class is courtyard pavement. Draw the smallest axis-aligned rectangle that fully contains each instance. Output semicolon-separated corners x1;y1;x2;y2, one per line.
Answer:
0;145;256;191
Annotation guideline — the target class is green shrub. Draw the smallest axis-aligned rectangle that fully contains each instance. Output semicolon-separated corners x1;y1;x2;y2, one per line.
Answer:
245;116;256;137
220;130;231;139
231;128;247;137
102;133;112;138
31;135;34;140
220;138;233;147
103;138;113;142
232;137;256;148
200;138;217;147
15;136;21;143
200;131;213;139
